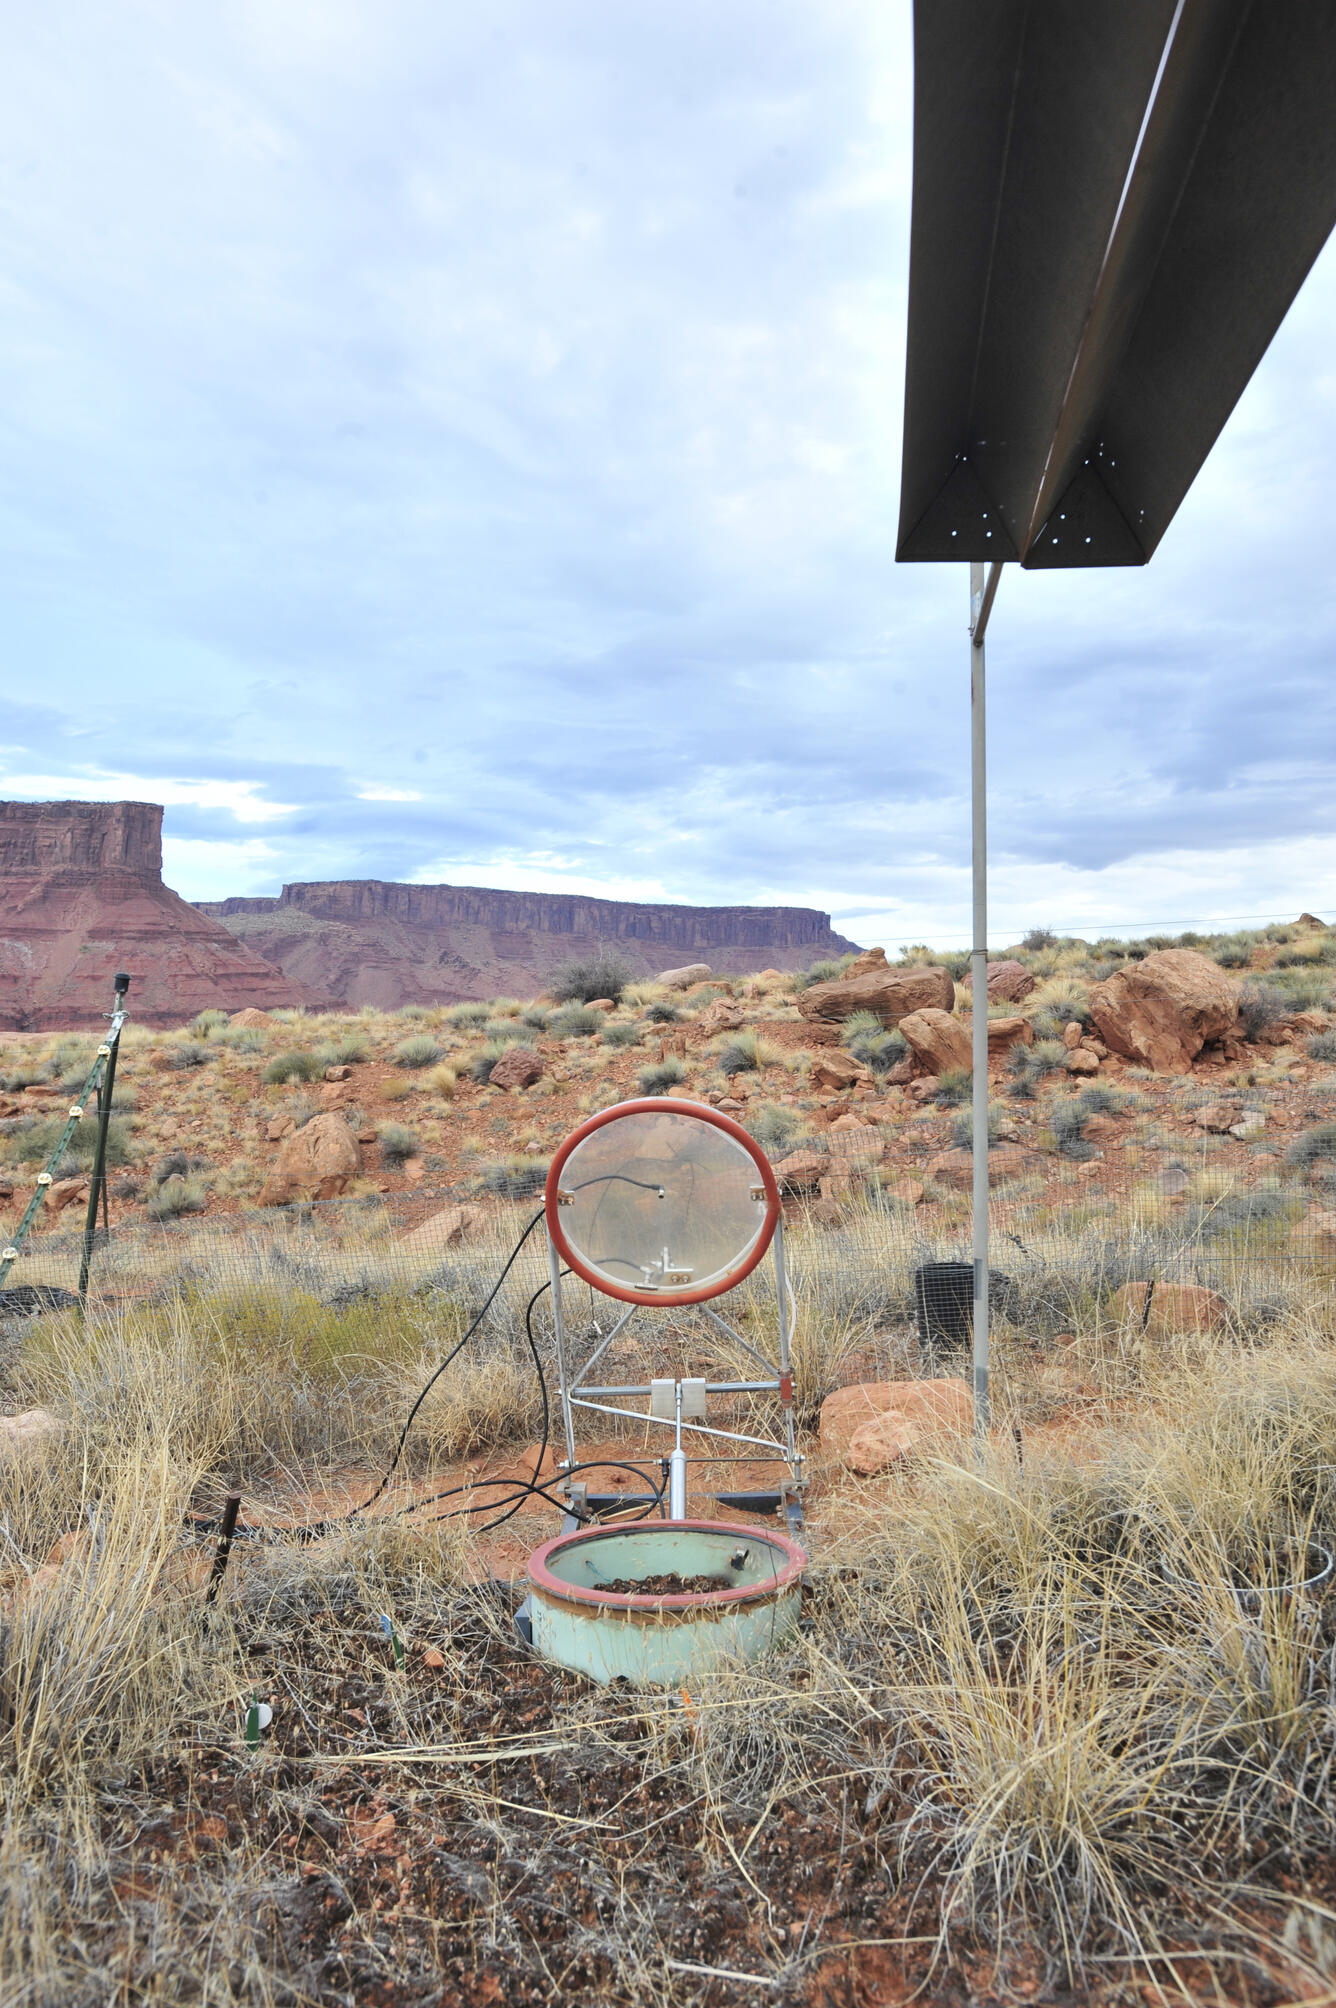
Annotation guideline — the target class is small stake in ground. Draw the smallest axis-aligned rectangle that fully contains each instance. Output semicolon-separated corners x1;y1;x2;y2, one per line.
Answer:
379;1614;406;1669
244;1695;271;1748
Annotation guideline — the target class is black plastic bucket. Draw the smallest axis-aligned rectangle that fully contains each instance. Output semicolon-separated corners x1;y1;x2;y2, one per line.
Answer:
914;1262;1014;1354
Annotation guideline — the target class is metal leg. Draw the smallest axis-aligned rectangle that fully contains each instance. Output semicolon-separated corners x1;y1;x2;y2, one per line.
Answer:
773;1222;798;1471
548;1232;578;1469
969;561;1001;1436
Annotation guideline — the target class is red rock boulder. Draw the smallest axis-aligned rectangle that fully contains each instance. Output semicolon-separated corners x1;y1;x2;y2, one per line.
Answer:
797;963;955;1029
1106;1280;1230;1336
898;1008;972;1075
819;1379;973;1475
258;1112;361;1206
489;1046;544;1090
1087;950;1239;1074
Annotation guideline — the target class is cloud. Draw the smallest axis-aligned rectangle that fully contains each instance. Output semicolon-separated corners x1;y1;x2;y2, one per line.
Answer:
0;1;1331;941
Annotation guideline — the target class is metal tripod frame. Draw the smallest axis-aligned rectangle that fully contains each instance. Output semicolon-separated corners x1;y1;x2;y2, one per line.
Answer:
546;1215;805;1530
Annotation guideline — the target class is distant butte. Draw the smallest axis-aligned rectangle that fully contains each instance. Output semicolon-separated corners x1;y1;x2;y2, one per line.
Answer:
196;880;861;1009
0;801;306;1028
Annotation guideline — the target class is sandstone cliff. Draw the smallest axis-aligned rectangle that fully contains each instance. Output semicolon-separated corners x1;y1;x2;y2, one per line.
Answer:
0;801;306;1029
199;879;860;1008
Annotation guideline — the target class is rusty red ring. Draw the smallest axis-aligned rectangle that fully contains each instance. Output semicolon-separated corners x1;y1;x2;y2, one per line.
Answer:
543;1096;781;1306
527;1518;808;1612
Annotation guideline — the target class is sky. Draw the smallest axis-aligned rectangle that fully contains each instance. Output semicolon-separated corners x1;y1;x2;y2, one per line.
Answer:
0;0;1333;951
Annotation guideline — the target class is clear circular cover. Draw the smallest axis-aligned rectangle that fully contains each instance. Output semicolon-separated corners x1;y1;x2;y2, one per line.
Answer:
553;1108;771;1299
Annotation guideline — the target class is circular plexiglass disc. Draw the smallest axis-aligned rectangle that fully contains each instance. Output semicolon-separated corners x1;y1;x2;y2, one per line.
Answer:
547;1103;778;1304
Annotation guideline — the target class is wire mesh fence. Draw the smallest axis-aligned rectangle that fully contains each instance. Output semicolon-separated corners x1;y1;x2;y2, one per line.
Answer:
3;1171;1332;1350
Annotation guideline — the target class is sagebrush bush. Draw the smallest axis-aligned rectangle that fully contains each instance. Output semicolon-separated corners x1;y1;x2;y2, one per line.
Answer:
715;1028;782;1077
478;1156;548;1199
520;1005;550;1032
376;1123;421;1168
794;954;856;990
1021;926;1057;951
446;1001;490;1029
314;1034;368;1068
191;1009;229;1036
949;1102;1007;1148
0;1114;135;1171
1238;981;1291;1041
934;1068;972;1106
262;1050;322;1085
601;1022;642;1049
549;952;631;1004
641;1001;680;1025
1008;1038;1067;1098
393;1034;443;1069
1286;1123;1336;1171
481;1019;526;1046
165;1042;214;1071
638;1058;686;1094
1306;1031;1336;1062
846;1017;907;1074
548;1005;604;1039
145;1174;208;1220
745;1102;805;1157
469;1041;514;1084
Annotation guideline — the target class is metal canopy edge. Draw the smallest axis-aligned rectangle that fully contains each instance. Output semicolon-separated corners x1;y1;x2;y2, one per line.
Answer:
897;0;1336;569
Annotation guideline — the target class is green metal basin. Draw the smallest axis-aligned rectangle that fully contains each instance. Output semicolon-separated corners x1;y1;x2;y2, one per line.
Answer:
527;1518;807;1687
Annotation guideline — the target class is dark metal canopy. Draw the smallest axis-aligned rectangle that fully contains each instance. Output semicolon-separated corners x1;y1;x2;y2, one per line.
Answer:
897;0;1336;568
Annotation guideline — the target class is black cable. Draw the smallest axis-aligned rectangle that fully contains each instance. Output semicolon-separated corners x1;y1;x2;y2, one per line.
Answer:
346;1206;547;1523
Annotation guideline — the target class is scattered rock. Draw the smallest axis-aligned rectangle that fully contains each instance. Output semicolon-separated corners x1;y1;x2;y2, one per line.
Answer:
1064;1048;1101;1075
810;1051;862;1091
959;958;1036;1003
1088;949;1239;1075
323;1065;352;1082
819;1379;973;1475
1158;1164;1191;1196
695;999;745;1034
985;1015;1033;1058
46;1177;88;1212
657;963;713;989
586;998;616;1012
230;1008;275;1028
926;1145;1030;1189
265;1113;296;1141
881;1178;925;1206
488;1046;544;1091
775;1151;826;1194
898;1008;972;1075
1107;1281;1230;1336
840;947;890;978
797;964;955;1029
1062;1022;1084;1049
397;1204;486;1255
0;1408;63;1458
826;1122;884;1161
1081;1112;1119;1141
1231;1110;1267;1140
257;1112;361;1207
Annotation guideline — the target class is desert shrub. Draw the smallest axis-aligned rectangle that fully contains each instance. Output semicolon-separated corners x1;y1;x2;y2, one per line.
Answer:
1270;966;1336;1011
1021;926;1057;951
638;1058;686;1094
165;1041;214;1070
641;1000;680;1025
0;1114;134;1172
949;1102;1007;1148
314;1033;368;1068
0;1065;49;1091
1076;1081;1127;1116
262;1050;322;1085
845;1013;907;1075
150;1150;191;1185
1007;1039;1068;1099
745;1102;805;1157
216;1026;266;1054
1214;938;1255;969
446;1001;490;1029
191;1009;229;1036
470;1041;515;1084
378;1077;412;1102
601;1022;642;1049
1286;1123;1336;1171
1238;981;1292;1040
938;950;972;982
425;1063;458;1099
715;1028;783;1077
548;1005;604;1039
520;1005;550;1032
377;1123;421;1168
480;1019;526;1046
549;952;631;1004
393;1034;443;1069
1188;1186;1292;1240
478;1156;548;1199
794;954;857;989
934;1068;972;1107
1049;1097;1095;1158
1307;1031;1336;1062
145;1174;208;1220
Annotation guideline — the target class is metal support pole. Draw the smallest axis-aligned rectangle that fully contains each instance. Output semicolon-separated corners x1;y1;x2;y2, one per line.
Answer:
78;972;130;1306
969;566;997;1434
548;1232;578;1469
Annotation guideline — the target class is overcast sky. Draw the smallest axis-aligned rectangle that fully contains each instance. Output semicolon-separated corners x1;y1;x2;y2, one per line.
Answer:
1;1;1333;949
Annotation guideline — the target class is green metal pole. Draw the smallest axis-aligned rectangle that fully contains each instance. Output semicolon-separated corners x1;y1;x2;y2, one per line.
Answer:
78;973;130;1305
